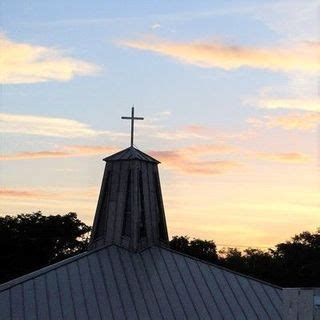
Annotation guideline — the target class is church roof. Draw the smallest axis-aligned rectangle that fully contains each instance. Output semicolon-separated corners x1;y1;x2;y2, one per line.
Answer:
0;244;282;320
103;146;159;163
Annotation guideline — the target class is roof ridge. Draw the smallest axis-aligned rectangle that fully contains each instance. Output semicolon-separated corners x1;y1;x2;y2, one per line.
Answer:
156;245;282;290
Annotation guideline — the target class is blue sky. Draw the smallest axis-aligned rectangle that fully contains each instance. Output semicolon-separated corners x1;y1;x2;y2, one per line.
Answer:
1;1;319;248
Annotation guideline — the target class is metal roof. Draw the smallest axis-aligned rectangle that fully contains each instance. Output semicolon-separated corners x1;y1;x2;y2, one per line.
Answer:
103;147;160;164
0;244;283;319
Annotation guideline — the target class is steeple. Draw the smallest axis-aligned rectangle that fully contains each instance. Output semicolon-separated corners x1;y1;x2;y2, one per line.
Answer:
89;109;169;251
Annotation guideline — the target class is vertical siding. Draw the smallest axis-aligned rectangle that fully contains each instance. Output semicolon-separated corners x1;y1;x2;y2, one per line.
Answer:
107;161;121;244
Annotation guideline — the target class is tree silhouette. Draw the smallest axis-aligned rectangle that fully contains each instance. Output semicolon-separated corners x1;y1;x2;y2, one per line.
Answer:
170;236;218;262
0;211;91;284
0;212;319;287
170;231;320;287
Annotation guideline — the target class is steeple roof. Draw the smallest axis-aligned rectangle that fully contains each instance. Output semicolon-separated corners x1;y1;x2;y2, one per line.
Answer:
103;146;159;163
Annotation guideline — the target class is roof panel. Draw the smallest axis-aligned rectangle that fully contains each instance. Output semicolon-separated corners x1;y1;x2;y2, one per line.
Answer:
86;254;115;319
76;259;102;319
141;249;177;319
34;276;50;320
23;281;37;320
0;245;283;320
0;290;10;320
46;271;64;319
56;266;77;319
185;258;224;319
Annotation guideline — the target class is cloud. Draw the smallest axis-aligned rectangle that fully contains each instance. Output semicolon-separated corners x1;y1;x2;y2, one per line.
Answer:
150;144;240;175
254;152;310;163
155;124;256;142
151;23;161;30
118;37;319;74
0;189;45;199
0;112;127;138
0;34;99;84
248;112;320;130
255;98;320;112
1;140;310;175
0;145;116;161
0;187;97;200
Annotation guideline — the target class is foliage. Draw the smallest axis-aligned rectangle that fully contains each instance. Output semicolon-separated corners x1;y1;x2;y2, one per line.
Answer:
170;230;320;287
170;236;218;262
0;211;91;284
0;212;318;288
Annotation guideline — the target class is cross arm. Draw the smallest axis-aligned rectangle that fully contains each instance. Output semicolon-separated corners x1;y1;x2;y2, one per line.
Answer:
121;117;144;120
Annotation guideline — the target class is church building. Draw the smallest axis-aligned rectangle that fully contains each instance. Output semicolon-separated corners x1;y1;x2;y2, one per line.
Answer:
1;108;317;319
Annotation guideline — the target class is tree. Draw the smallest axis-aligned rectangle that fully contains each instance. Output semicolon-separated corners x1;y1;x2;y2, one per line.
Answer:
271;229;320;287
220;247;278;284
1;211;318;288
219;230;320;287
170;236;218;263
0;211;91;284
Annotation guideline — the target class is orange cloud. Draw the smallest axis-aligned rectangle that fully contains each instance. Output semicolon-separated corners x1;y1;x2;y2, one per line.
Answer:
1;143;310;171
0;187;98;201
150;144;240;175
119;37;319;73
0;189;45;198
248;112;320;130
254;152;310;163
0;34;100;84
0;145;116;161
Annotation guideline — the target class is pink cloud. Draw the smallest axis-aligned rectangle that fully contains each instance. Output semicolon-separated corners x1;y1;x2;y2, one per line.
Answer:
0;145;116;161
150;144;240;175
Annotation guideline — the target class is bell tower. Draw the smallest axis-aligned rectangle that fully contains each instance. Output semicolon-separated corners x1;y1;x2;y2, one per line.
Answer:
89;108;169;251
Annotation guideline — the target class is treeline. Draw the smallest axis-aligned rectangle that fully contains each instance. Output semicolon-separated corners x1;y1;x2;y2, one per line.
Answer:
170;233;320;287
0;212;319;287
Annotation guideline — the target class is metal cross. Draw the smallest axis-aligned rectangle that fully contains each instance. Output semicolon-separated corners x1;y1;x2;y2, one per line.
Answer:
121;106;144;147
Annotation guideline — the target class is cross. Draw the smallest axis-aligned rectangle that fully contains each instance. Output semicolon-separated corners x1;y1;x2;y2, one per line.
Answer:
121;106;144;147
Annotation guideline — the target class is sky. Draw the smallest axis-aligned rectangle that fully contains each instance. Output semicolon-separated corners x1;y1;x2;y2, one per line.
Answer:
0;0;319;249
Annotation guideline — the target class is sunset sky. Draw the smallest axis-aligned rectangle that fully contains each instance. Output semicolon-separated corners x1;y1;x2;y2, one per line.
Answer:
1;1;319;249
